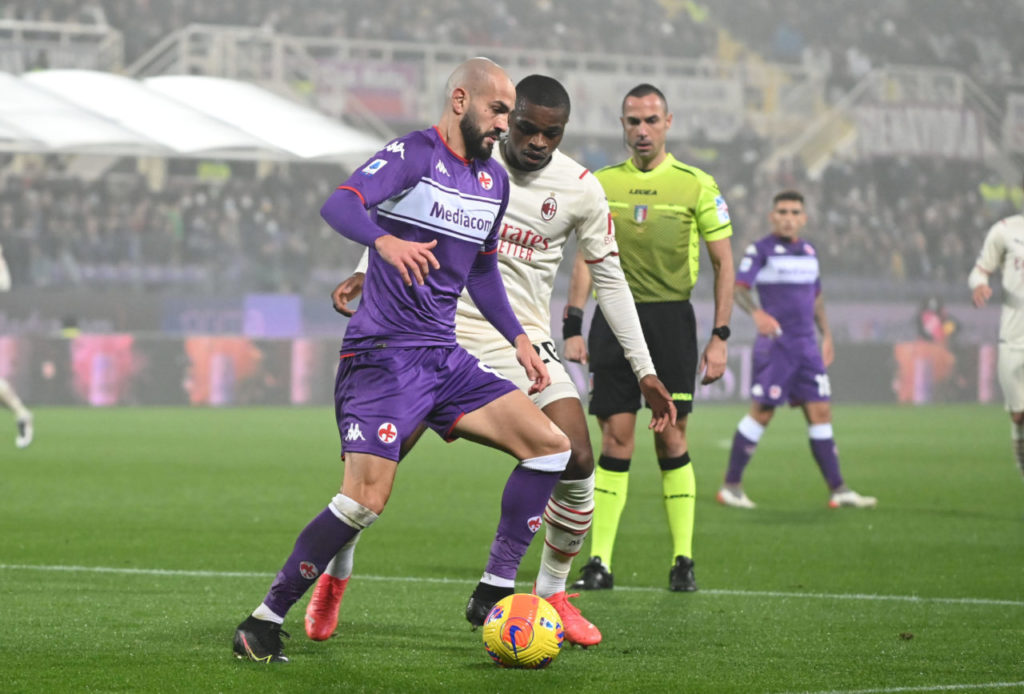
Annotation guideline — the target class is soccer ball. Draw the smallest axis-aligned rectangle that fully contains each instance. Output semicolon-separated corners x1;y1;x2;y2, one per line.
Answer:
482;593;564;669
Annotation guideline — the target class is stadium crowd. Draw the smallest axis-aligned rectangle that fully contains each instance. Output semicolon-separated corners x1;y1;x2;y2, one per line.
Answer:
1;0;1021;299
4;0;1021;90
0;149;1008;298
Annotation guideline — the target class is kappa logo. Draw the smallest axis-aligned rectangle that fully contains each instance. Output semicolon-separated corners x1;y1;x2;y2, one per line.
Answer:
540;196;557;221
436;159;450;176
527;515;543;533
478;171;493;190
377;422;398;444
385;141;406;159
344;422;365;442
299;561;319;580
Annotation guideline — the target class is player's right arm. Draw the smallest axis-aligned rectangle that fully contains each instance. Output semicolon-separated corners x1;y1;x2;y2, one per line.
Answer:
735;241;780;336
968;220;1004;308
320;134;440;286
563;250;592;363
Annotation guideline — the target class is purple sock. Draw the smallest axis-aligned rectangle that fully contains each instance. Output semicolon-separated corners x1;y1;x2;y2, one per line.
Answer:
810;437;844;490
725;430;758;484
484;465;562;582
263;507;361;618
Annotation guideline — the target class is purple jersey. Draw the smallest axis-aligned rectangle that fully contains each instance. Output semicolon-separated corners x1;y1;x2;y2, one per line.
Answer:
736;234;821;339
333;126;512;350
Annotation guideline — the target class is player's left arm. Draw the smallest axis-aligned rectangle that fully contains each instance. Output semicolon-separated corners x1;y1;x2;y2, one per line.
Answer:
701;235;735;385
814;292;835;368
563;250;593;363
0;243;11;292
968;221;1004;308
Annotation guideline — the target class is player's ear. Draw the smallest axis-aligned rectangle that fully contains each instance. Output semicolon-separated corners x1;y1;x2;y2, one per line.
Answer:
451;87;468;115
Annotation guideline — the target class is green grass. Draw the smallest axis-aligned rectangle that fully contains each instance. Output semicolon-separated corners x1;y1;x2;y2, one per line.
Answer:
1;405;1022;693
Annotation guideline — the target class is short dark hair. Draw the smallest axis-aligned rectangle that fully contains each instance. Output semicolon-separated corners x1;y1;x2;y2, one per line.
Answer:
515;74;570;116
622;83;668;113
773;190;805;206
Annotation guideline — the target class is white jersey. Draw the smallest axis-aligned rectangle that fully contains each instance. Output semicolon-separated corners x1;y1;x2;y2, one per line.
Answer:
456;145;656;381
974;214;1024;347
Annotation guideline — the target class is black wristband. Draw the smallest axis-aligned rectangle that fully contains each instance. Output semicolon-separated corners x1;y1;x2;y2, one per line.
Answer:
562;306;584;340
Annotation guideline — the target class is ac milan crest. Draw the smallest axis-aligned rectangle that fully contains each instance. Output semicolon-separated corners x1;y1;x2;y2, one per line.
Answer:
541;196;557;221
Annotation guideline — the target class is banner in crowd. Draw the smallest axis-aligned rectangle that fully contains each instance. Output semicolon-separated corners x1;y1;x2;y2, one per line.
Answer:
314;59;423;122
1003;92;1024;153
854;105;984;159
564;75;744;141
0;335;997;408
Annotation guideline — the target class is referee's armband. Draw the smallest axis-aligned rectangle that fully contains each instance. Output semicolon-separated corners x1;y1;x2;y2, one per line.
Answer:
562;306;584;339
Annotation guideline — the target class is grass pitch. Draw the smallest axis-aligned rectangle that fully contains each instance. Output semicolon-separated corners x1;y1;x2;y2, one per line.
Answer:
1;404;1021;693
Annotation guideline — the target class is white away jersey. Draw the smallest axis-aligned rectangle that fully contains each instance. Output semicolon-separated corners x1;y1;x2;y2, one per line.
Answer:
456;146;616;341
975;214;1024;347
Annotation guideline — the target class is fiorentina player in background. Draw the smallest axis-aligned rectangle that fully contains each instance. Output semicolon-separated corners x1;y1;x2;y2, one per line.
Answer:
233;57;573;664
316;75;676;648
717;190;876;510
969;176;1024;484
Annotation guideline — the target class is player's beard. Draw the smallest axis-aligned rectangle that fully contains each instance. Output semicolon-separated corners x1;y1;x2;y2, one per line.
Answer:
461;110;499;161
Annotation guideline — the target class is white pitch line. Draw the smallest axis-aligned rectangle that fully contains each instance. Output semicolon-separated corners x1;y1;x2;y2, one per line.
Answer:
1;563;1022;608
775;681;1024;694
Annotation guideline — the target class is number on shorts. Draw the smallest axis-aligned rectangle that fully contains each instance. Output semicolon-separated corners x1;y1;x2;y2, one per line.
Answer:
532;340;562;364
815;373;832;397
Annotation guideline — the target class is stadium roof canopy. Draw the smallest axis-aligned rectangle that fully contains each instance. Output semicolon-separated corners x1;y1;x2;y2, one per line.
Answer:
0;69;384;166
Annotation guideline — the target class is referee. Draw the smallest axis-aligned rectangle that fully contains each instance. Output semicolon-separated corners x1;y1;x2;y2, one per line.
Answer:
564;83;734;592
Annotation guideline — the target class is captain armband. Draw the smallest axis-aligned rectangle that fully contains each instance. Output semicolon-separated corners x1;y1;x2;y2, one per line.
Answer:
562;306;584;340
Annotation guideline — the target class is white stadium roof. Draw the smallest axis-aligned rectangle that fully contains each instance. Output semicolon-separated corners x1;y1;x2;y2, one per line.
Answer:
0;70;384;165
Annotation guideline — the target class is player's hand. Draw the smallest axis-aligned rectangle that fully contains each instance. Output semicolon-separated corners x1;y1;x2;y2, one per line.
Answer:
374;235;440;286
332;273;365;316
753;309;782;337
972;284;992;308
699;338;728;385
638;374;677;432
563;335;588;364
821;333;835;368
514;335;551;394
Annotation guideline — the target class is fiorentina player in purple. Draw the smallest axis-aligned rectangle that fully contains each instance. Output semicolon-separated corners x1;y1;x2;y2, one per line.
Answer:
232;57;572;664
716;190;877;510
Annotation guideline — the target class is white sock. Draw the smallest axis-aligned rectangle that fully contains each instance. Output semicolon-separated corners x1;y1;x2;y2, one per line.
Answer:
535;475;594;598
324;531;361;579
252;602;284;624
0;379;30;420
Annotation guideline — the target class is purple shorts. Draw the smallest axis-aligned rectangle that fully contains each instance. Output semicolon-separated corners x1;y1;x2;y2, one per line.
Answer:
334;344;518;461
750;335;831;406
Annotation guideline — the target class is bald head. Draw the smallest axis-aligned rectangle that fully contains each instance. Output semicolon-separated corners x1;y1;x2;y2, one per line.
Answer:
439;57;515;161
445;57;510;100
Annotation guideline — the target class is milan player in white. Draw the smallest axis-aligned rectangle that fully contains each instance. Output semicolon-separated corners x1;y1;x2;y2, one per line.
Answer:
0;243;33;448
970;184;1024;483
312;75;676;647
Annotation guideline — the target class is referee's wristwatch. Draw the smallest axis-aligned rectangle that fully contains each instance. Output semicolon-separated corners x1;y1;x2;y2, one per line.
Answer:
711;325;731;341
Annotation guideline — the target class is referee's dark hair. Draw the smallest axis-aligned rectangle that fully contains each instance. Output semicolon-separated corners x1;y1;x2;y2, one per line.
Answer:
622;83;668;113
515;75;571;117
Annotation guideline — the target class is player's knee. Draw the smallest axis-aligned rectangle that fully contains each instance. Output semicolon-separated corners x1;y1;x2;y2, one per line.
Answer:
658;452;691;471
563;441;595;478
329;493;380;530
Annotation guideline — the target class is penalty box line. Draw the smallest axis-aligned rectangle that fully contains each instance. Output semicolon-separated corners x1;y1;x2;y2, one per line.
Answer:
2;563;1022;608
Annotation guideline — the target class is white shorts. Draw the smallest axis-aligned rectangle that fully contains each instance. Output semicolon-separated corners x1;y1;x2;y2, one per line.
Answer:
460;332;580;410
998;343;1024;412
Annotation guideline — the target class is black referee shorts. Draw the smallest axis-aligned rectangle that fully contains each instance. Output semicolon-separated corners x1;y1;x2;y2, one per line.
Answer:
588;301;698;418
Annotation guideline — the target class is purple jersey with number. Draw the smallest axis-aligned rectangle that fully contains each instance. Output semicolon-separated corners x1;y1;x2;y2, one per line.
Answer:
337;126;511;350
737;234;830;405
